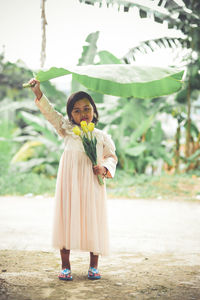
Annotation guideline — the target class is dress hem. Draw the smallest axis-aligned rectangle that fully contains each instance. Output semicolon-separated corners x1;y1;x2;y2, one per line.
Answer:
52;245;110;257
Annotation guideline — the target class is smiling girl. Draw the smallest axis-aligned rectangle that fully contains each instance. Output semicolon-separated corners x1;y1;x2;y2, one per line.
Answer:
29;78;117;281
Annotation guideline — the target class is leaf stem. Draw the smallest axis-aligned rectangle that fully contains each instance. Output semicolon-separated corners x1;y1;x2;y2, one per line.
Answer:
22;83;31;88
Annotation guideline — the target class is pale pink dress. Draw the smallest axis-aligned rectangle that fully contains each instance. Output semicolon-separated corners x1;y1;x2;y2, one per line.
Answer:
35;95;117;256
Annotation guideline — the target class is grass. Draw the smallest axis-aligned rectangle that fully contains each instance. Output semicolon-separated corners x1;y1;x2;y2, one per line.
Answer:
107;169;200;200
0;172;56;196
1;166;200;201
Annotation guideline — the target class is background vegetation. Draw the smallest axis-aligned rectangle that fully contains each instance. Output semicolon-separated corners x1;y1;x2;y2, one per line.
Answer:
0;0;200;199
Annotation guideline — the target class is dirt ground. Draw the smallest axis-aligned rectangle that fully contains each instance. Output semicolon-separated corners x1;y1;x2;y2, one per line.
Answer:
1;196;200;299
0;250;200;300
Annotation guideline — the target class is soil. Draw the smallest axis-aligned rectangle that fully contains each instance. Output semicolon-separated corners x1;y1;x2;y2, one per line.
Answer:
1;195;200;300
0;250;200;300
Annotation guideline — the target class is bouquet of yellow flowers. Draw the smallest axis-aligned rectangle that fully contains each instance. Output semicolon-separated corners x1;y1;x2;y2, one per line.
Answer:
73;121;104;185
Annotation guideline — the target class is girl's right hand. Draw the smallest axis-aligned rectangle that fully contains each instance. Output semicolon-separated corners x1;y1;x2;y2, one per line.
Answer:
28;78;43;100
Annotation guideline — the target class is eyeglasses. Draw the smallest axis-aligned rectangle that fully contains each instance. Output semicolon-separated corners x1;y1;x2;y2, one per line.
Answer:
72;107;92;115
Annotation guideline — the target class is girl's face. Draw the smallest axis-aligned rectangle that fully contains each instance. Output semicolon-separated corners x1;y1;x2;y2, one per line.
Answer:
71;98;94;125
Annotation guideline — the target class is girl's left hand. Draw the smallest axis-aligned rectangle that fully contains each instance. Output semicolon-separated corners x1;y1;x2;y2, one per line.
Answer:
93;165;107;176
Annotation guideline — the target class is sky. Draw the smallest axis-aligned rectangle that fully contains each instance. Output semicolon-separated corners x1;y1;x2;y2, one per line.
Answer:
0;0;184;72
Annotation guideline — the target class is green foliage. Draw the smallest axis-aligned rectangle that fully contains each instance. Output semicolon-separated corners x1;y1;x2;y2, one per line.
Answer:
12;111;63;176
0;119;57;196
78;31;99;65
99;96;172;174
0;52;67;111
0;121;18;175
107;169;199;199
71;31;104;104
97;51;122;64
0;172;56;196
0;54;33;101
34;65;184;99
0;121;56;196
0;54;65;185
29;31;183;100
40;81;67;110
0;28;198;196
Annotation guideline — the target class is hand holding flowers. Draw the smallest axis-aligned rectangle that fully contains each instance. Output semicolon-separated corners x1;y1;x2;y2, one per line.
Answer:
73;121;104;185
93;165;107;177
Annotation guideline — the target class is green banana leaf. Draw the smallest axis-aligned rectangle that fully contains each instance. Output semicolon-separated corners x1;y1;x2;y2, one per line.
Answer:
72;31;100;93
97;51;122;64
24;64;184;99
125;144;147;157
130;114;155;144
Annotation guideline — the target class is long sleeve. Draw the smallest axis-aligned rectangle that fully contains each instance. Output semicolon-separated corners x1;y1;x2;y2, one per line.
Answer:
102;132;118;178
35;94;72;138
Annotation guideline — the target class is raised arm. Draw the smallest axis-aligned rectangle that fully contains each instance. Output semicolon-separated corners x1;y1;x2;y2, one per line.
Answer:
29;79;68;138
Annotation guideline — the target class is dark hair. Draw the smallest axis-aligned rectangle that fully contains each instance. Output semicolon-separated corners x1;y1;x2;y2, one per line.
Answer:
66;91;99;124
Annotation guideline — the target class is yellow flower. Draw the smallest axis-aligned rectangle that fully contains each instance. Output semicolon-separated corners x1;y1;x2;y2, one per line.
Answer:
88;122;95;132
82;126;88;133
73;126;81;136
80;120;87;128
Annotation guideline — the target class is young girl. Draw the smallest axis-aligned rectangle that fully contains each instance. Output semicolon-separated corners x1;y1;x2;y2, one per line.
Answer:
29;78;117;281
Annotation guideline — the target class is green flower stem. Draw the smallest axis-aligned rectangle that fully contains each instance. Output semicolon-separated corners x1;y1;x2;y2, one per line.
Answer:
97;174;104;185
78;129;104;186
93;161;104;186
85;131;89;140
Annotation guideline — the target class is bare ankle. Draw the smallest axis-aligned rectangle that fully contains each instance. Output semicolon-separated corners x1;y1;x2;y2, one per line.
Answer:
62;265;71;270
90;263;98;268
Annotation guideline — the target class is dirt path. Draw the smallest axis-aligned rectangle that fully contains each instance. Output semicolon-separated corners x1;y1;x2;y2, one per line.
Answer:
1;250;200;300
0;196;200;299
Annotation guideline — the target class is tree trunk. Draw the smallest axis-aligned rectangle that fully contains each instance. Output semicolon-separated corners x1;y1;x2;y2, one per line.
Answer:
40;0;47;68
175;121;180;173
185;82;191;158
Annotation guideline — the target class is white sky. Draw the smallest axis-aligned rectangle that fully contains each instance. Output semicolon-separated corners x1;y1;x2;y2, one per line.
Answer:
0;0;184;72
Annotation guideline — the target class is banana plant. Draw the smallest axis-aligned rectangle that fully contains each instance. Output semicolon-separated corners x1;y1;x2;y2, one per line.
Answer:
21;31;184;174
71;31;100;93
79;0;200;169
10;111;63;176
99;96;171;173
